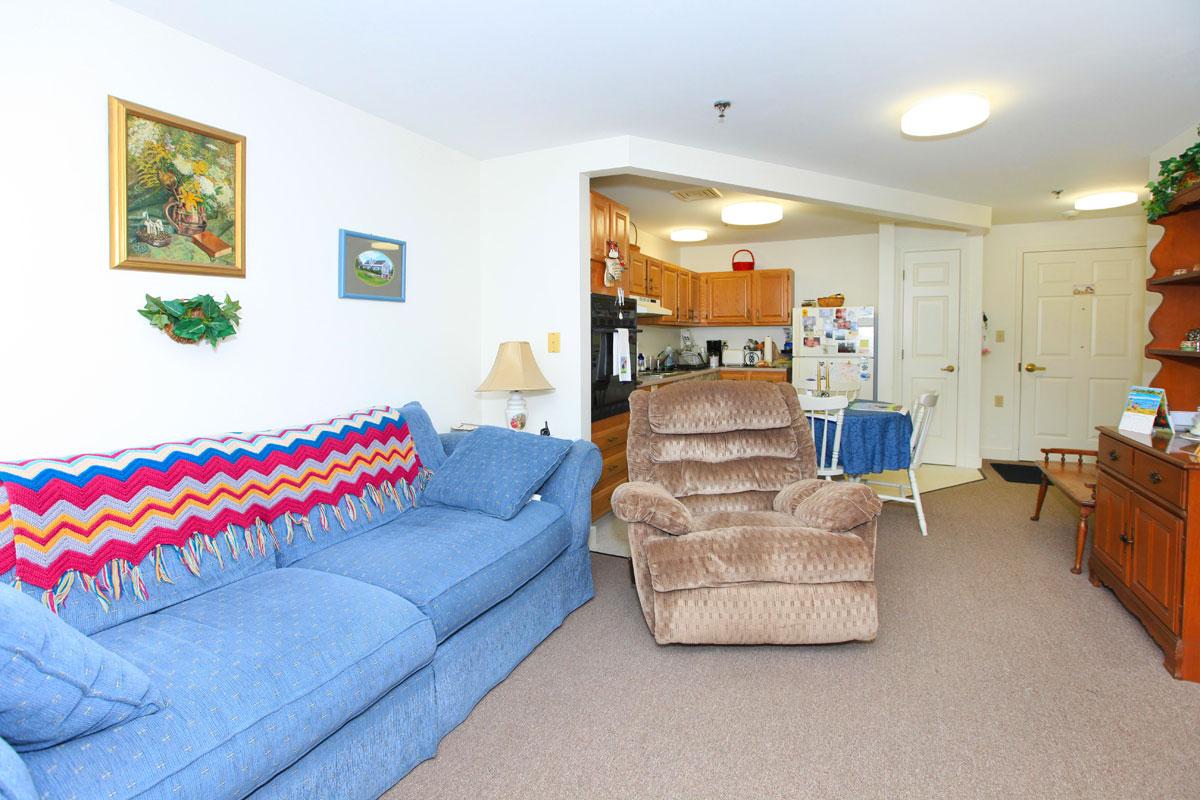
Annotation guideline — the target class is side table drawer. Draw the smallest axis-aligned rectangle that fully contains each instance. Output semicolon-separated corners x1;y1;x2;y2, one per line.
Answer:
1133;450;1186;509
1099;434;1133;478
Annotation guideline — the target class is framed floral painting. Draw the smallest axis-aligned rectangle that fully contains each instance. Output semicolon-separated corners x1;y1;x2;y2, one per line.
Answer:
109;97;246;277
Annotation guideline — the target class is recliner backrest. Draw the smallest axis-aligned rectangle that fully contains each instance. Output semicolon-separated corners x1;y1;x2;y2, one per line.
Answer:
627;381;816;513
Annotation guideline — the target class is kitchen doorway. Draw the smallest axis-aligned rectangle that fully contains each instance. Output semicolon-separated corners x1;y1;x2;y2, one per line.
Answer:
1017;246;1145;460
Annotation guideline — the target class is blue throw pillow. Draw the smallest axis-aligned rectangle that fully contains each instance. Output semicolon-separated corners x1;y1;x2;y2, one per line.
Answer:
421;426;572;520
0;583;162;752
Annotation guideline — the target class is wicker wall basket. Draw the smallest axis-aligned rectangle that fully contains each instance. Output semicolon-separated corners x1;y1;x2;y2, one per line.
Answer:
817;293;845;308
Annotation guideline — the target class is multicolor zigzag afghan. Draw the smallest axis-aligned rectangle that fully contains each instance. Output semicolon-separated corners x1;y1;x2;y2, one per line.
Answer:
0;406;426;611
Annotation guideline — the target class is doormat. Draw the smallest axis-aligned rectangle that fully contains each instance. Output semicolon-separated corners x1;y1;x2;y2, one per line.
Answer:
990;462;1044;484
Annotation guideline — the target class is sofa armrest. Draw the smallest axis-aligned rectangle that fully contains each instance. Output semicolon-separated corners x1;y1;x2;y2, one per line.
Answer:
439;430;469;456
0;737;37;800
537;439;602;550
611;482;693;535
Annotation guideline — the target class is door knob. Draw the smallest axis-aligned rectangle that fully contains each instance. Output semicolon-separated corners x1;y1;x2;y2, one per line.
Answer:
940;365;956;372
1024;363;1046;372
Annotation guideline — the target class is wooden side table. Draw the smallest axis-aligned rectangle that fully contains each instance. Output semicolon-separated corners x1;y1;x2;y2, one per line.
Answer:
1030;448;1097;574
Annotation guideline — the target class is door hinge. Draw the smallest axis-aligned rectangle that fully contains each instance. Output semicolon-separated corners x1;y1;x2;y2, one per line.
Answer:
901;348;905;359
902;269;906;281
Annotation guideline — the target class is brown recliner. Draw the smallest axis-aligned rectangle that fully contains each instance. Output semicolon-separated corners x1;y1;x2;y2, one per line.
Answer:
611;380;882;645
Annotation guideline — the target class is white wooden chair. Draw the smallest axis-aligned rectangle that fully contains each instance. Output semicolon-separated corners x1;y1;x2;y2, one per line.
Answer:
798;394;849;480
861;392;939;536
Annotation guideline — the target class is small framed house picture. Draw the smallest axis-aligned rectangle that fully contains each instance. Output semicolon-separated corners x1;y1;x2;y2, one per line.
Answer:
339;229;407;302
108;97;246;277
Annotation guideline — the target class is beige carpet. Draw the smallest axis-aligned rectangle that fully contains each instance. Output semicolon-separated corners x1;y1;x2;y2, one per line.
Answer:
385;464;1200;799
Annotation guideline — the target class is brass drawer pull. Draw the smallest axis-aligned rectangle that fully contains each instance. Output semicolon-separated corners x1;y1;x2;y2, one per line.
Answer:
1149;471;1163;484
1120;533;1134;545
1107;450;1119;461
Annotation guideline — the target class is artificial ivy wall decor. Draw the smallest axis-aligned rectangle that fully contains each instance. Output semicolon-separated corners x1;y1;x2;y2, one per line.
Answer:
139;293;241;348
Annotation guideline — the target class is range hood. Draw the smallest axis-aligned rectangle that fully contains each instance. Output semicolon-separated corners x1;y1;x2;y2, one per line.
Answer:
631;295;671;316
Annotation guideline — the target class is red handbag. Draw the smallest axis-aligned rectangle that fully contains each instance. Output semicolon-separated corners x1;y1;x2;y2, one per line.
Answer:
731;249;755;271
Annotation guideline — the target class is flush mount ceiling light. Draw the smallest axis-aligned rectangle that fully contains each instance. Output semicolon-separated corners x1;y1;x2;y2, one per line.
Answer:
670;228;708;242
900;93;990;137
721;201;783;226
1073;191;1139;211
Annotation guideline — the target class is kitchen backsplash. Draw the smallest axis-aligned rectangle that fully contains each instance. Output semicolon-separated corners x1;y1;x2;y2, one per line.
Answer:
637;325;791;364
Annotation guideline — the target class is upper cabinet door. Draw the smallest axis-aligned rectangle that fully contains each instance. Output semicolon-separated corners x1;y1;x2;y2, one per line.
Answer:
692;271;701;323
706;272;752;324
752;269;793;325
628;249;647;295
677;270;692;323
660;264;679;323
610;202;629;264
647;258;663;299
589;192;611;262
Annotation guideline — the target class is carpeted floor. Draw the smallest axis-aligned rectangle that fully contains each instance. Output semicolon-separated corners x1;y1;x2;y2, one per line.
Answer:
384;464;1200;799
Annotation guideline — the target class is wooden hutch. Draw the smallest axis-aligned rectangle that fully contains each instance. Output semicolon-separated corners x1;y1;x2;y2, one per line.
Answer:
1089;188;1200;682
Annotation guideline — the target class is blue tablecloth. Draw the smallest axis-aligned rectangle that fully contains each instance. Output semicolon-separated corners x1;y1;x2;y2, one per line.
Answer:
809;408;913;475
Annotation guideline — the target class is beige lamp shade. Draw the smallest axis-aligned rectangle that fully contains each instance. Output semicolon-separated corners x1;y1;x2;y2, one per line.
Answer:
477;341;553;392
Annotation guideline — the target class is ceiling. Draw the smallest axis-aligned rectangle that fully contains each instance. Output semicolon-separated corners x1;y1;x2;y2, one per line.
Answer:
115;0;1200;223
591;175;892;245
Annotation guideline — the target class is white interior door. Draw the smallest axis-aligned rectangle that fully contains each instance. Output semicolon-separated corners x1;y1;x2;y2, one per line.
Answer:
1018;247;1145;460
901;250;960;465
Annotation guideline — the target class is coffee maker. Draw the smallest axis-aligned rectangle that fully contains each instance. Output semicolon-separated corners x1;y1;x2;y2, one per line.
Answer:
705;339;724;367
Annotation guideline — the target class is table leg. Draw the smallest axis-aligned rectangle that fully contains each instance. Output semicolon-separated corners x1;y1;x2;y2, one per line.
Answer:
1030;476;1049;521
1073;507;1092;575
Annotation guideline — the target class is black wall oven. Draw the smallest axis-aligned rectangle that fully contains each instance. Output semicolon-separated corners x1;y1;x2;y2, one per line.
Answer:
591;293;638;421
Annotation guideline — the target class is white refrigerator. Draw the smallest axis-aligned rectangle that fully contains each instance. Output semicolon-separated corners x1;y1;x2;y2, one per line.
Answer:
791;306;877;399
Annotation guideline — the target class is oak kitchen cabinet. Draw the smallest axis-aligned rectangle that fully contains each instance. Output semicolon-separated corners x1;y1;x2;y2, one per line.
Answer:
660;264;678;323
628;246;647;295
1090;426;1200;682
591;412;630;521
589;191;630;296
752;269;794;325
702;271;753;324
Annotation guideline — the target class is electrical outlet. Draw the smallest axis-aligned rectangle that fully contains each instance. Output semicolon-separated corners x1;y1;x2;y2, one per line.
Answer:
995;329;1005;343
994;395;1004;408
547;332;561;353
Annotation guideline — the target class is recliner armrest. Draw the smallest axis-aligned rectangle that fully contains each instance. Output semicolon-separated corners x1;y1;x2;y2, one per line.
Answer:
775;480;882;532
611;482;693;535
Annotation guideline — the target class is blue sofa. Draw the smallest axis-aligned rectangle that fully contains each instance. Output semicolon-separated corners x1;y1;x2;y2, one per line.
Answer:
0;406;601;800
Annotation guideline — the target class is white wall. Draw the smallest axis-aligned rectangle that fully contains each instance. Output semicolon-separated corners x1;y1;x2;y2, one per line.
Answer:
0;0;481;459
978;216;1147;460
632;229;679;262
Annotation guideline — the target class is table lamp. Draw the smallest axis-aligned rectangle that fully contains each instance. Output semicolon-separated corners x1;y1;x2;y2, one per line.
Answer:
478;341;554;431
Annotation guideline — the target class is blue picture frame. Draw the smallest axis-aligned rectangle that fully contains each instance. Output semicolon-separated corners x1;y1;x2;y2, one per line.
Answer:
338;228;407;302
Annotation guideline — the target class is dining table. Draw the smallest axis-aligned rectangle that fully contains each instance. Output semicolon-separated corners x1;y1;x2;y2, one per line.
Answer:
808;405;914;476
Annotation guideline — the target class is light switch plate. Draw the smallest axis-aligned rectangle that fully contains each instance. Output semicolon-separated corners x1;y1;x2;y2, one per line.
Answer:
994;395;1004;407
995;329;1005;343
547;332;561;353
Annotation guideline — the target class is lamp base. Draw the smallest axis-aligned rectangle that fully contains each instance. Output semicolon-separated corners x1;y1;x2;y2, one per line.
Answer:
505;391;528;431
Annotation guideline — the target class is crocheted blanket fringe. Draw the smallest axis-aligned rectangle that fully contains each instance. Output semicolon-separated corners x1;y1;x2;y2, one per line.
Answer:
19;472;430;614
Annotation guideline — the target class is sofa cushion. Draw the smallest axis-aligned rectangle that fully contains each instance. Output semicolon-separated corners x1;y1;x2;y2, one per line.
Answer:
292;502;570;642
0;736;35;800
642;519;876;591
20;568;435;800
0;583;160;752
421;427;571;520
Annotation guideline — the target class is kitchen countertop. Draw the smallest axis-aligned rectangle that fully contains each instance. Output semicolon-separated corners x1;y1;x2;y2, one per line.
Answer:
636;366;787;387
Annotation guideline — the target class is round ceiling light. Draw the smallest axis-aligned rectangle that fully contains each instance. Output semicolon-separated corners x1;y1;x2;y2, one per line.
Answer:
720;201;783;226
900;93;990;137
670;228;708;242
1073;191;1138;211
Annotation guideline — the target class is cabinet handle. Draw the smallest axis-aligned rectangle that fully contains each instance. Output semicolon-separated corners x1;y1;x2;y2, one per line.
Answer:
1149;471;1162;484
604;435;620;445
1107;450;1119;461
1119;532;1134;545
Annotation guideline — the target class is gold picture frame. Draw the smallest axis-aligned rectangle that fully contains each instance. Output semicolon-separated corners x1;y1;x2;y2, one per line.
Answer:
109;96;246;277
